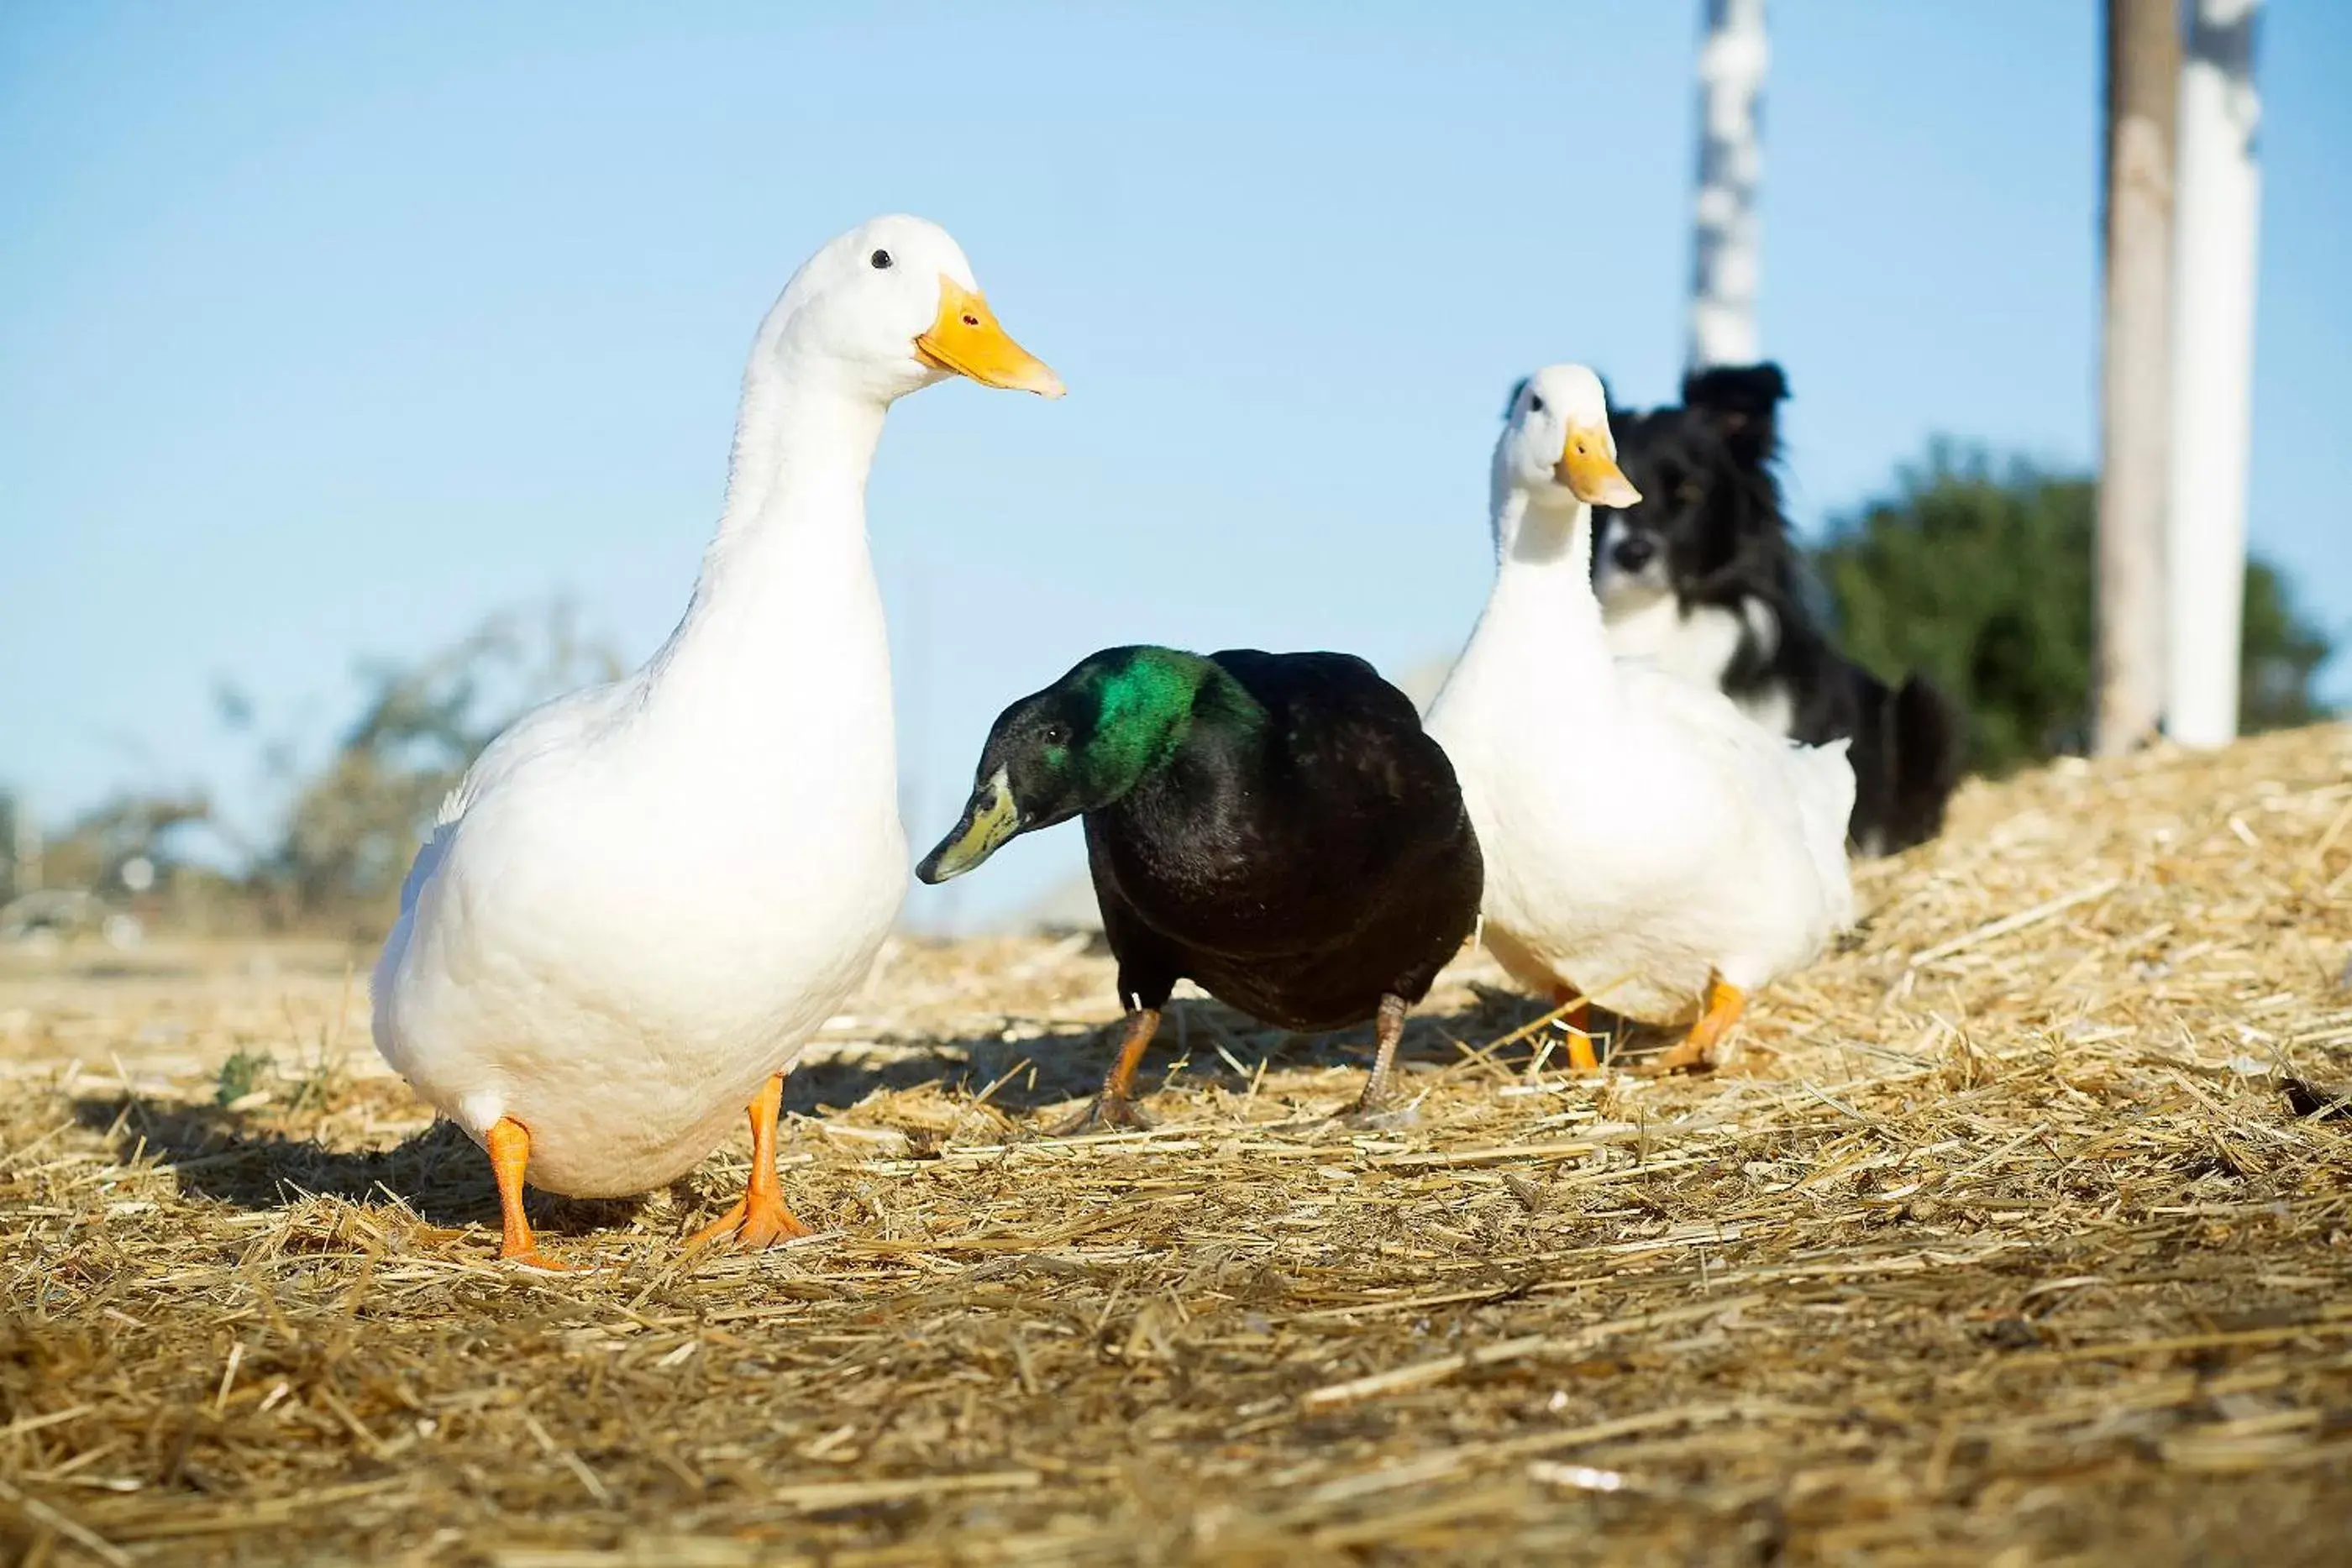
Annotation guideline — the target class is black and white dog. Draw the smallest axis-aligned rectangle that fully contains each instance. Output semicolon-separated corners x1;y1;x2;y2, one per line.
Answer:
1588;363;1964;856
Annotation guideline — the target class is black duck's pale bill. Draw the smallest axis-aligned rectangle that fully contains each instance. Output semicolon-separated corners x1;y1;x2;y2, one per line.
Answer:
917;768;1022;884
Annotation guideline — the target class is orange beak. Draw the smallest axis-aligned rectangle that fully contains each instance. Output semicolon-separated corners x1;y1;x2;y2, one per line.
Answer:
1557;423;1641;506
915;277;1064;397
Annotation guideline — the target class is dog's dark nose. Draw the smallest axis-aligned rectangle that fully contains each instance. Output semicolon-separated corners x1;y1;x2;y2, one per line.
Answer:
1612;533;1657;571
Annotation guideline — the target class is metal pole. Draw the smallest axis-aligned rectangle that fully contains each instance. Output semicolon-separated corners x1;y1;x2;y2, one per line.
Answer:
2165;0;2263;747
1689;0;1767;370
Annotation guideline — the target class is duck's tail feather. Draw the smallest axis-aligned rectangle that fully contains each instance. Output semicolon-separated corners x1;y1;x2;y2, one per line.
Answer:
1793;737;1860;929
396;820;456;919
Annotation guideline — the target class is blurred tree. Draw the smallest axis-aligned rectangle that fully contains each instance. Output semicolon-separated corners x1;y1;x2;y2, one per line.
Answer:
29;792;211;899
0;789;32;900
238;602;619;929
2239;557;2334;732
1819;447;2335;774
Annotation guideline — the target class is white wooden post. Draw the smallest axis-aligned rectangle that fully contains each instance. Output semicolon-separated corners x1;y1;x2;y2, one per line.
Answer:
2165;0;2263;747
2096;0;2179;756
1689;0;1767;370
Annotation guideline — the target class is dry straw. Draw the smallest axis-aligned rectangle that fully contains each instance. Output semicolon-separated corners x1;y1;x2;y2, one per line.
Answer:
3;724;2350;1565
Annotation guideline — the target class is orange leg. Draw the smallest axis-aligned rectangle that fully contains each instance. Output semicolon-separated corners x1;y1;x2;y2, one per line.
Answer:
1055;1008;1161;1135
486;1117;573;1272
1642;977;1744;1075
1556;994;1599;1072
689;1072;811;1250
1102;1008;1161;1104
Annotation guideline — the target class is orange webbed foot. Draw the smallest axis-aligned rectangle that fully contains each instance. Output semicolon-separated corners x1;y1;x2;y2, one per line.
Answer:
485;1117;579;1269
685;1072;811;1253
1637;977;1745;1077
498;1243;579;1272
1052;1093;1157;1137
688;1189;812;1251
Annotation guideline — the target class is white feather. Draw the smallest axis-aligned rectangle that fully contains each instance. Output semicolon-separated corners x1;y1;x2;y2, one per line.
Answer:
1425;364;1855;1025
372;217;1013;1197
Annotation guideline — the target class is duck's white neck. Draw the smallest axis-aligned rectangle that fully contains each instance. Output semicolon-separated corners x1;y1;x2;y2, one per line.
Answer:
1436;484;1620;736
1484;487;1611;657
634;357;896;777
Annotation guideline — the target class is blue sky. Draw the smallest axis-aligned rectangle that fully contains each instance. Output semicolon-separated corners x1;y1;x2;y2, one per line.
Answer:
4;2;2348;928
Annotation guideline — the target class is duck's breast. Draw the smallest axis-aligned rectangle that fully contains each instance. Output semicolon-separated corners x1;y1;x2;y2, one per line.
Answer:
1448;676;1803;1020
375;742;906;1197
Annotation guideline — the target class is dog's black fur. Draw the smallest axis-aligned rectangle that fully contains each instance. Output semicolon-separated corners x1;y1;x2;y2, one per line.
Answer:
1586;363;1965;856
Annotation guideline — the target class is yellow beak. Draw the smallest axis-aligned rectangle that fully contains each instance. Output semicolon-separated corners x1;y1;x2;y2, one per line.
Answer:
916;278;1064;397
916;768;1022;884
1557;422;1641;507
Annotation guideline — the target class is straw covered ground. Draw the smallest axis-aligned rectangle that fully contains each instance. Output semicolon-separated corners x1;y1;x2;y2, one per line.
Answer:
5;724;2352;1566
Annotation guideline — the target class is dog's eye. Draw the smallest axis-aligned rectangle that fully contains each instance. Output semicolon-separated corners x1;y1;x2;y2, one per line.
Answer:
1526;393;1546;415
1677;480;1705;503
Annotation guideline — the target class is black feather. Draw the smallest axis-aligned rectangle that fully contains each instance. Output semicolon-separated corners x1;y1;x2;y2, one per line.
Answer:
928;645;1483;1084
1084;648;1482;1032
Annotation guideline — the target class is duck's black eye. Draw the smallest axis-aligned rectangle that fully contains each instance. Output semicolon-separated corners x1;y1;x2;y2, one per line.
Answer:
1042;721;1071;747
1527;393;1546;414
869;249;893;270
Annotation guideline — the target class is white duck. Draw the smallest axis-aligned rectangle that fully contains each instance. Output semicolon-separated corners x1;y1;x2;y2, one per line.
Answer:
1425;364;1853;1074
373;216;1062;1266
